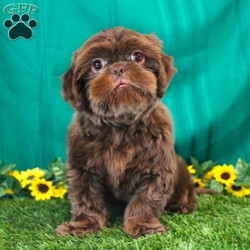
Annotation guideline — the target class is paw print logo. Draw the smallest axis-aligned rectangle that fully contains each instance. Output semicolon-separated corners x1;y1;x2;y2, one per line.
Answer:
4;14;37;40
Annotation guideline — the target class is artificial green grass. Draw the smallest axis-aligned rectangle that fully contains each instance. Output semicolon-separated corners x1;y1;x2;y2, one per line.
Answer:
0;195;249;249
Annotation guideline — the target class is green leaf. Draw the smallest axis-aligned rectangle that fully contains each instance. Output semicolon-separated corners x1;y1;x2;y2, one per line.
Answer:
0;186;6;197
12;178;22;194
190;157;214;179
210;179;224;192
235;177;250;187
193;174;199;179
0;164;16;175
200;160;214;171
1;175;16;189
234;158;250;186
43;169;53;180
6;175;15;189
48;158;66;182
199;160;215;177
18;187;31;196
0;175;7;184
190;157;203;178
190;156;200;170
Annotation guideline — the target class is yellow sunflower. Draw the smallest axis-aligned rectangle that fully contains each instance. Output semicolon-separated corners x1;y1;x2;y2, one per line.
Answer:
203;166;220;182
5;188;14;194
19;167;45;188
53;185;67;198
225;184;248;197
187;165;196;174
9;170;22;182
204;170;214;182
213;164;236;186
29;178;54;201
245;187;250;196
194;178;205;188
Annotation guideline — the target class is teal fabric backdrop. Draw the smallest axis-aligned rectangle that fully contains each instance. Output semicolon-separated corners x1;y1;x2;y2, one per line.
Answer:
0;0;249;171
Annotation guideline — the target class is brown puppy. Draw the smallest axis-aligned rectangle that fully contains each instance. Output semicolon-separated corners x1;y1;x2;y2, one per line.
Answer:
56;27;197;238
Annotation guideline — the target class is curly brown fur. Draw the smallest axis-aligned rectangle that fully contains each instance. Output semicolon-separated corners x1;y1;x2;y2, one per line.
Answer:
56;27;197;239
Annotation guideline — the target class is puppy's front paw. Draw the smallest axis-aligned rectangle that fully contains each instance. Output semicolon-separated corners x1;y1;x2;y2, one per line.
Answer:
56;220;102;237
123;218;169;238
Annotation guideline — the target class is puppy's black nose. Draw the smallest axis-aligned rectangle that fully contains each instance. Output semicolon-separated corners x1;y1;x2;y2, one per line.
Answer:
112;65;127;77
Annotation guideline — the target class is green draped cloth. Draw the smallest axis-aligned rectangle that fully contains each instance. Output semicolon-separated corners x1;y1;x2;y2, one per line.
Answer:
0;0;249;170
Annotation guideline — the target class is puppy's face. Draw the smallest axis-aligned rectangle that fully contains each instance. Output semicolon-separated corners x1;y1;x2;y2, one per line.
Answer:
62;27;176;121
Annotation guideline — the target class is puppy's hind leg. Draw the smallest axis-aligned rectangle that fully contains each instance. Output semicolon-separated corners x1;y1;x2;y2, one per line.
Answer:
165;156;197;214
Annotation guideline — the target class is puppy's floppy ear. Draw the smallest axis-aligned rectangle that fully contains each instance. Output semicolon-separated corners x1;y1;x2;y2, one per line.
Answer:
157;53;177;98
146;33;177;98
61;55;83;110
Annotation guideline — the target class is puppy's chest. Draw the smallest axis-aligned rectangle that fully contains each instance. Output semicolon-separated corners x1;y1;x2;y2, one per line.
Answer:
103;142;136;189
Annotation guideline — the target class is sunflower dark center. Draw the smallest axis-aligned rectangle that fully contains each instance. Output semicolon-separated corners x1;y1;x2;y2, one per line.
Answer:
27;175;35;180
221;172;230;180
232;185;241;191
194;182;199;187
38;184;49;193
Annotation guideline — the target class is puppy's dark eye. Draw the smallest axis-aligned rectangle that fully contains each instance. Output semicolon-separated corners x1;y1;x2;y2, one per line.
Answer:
91;59;105;72
131;51;145;63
